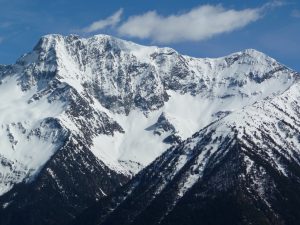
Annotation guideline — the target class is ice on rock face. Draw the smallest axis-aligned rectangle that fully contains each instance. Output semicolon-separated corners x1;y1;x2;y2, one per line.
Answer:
0;34;298;195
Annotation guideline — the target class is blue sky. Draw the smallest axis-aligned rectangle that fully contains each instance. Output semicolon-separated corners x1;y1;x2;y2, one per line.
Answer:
0;0;299;71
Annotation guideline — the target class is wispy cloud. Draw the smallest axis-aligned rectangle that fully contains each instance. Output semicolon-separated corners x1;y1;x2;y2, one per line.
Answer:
0;37;4;44
81;9;123;33
78;2;283;43
0;22;12;28
117;5;262;43
291;9;300;18
261;0;286;9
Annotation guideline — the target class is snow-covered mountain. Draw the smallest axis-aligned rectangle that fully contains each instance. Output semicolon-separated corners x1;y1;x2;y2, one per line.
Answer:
0;34;298;225
72;77;300;225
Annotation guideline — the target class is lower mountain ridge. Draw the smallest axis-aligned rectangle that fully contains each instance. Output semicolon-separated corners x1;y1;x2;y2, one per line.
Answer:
72;79;300;225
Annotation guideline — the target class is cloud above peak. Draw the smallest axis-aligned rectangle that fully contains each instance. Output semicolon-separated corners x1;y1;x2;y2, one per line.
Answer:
117;5;261;43
79;3;281;43
81;9;123;33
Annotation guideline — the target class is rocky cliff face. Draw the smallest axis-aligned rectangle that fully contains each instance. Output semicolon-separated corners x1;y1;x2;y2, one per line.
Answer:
0;34;298;225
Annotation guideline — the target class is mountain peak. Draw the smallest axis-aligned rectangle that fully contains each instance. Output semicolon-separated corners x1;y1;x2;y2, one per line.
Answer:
242;48;264;55
8;33;297;113
23;34;285;73
225;48;274;62
1;33;300;225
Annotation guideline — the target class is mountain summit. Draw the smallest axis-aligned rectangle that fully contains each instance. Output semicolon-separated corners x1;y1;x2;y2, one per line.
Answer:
0;34;298;225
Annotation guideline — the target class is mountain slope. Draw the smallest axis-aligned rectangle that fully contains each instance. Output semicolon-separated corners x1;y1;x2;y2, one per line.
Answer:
72;78;300;225
1;34;297;176
0;62;128;225
0;34;298;225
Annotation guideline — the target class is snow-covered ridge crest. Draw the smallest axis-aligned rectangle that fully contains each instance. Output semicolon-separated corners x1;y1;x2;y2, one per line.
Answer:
11;34;298;121
0;33;298;196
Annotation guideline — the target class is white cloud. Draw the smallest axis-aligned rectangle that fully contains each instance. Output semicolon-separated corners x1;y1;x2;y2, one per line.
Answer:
291;9;300;18
81;9;123;33
117;5;261;43
261;0;286;9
